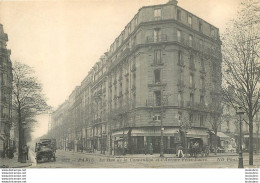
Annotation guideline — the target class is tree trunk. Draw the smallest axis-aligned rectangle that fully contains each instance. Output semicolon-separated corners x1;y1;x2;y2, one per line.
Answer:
18;116;23;162
249;116;254;165
214;131;218;155
18;110;25;163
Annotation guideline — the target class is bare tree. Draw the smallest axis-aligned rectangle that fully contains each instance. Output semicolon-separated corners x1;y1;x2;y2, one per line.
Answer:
208;113;222;155
222;0;260;165
12;61;49;162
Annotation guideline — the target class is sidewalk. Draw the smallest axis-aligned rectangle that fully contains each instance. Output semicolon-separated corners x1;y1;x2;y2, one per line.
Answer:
62;149;240;159
0;152;32;168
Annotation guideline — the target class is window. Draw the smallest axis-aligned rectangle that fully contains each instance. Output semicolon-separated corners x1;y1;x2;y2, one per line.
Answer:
189;35;193;47
154;49;161;64
200;77;205;89
188;15;192;27
201;58;205;71
177;30;181;42
178;112;182;123
189;54;194;68
199;22;203;32
135;17;138;26
200;115;204;127
128;25;131;35
154;91;161;106
177;9;181;21
189;113;193;125
199;39;203;48
190;93;194;104
200;95;204;104
178;50;182;65
210;28;216;38
170;137;175;148
153;114;161;121
154;69;161;83
178;93;183;106
189;74;194;87
132;36;136;47
154;29;161;42
154;9;162;18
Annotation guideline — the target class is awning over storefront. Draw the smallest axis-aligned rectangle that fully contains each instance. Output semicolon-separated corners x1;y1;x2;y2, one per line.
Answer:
131;127;178;136
112;129;129;137
217;132;230;141
186;129;209;138
112;127;179;137
244;134;260;138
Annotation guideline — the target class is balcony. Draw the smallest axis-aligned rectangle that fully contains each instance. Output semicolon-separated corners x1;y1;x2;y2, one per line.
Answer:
119;48;130;59
146;34;167;43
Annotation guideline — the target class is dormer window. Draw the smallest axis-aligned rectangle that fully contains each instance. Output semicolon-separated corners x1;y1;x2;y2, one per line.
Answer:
128;25;131;35
154;9;162;20
135;17;138;26
199;22;203;33
188;15;192;27
177;9;181;21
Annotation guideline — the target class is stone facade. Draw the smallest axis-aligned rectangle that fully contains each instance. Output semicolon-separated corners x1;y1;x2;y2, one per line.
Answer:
50;0;222;154
0;24;12;157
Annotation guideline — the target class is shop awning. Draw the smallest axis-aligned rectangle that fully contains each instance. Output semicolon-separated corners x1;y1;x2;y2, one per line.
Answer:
217;132;230;141
131;127;178;136
186;129;209;138
112;127;179;137
112;129;129;137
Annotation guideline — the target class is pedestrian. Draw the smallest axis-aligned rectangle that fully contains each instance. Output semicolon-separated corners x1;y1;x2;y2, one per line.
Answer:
26;145;29;160
177;144;184;158
189;142;193;157
144;142;147;155
149;143;153;155
22;145;28;163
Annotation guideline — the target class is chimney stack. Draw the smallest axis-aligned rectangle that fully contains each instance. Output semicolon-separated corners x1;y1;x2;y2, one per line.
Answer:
167;0;178;5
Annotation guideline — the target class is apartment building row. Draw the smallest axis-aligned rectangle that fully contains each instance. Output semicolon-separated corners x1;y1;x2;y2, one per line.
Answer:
0;24;13;157
49;0;222;154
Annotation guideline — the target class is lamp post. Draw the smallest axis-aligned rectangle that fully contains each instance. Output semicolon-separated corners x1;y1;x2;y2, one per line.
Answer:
236;107;244;168
256;121;259;154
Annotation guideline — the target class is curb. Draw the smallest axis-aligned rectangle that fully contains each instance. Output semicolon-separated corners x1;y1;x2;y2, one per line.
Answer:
1;163;32;168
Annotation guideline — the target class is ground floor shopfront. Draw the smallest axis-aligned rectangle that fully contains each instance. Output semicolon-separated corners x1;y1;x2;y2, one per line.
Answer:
111;126;210;155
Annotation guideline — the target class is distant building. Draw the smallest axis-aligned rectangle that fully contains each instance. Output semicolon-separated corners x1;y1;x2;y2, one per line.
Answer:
50;0;222;154
0;24;13;157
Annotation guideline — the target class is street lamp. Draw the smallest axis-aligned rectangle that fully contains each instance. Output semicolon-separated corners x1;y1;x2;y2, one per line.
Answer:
236;106;244;168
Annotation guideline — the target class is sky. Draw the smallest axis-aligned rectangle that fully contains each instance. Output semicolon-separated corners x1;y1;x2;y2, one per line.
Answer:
0;0;242;139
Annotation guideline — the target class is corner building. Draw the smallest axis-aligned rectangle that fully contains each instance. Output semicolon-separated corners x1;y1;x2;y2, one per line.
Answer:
50;0;222;154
